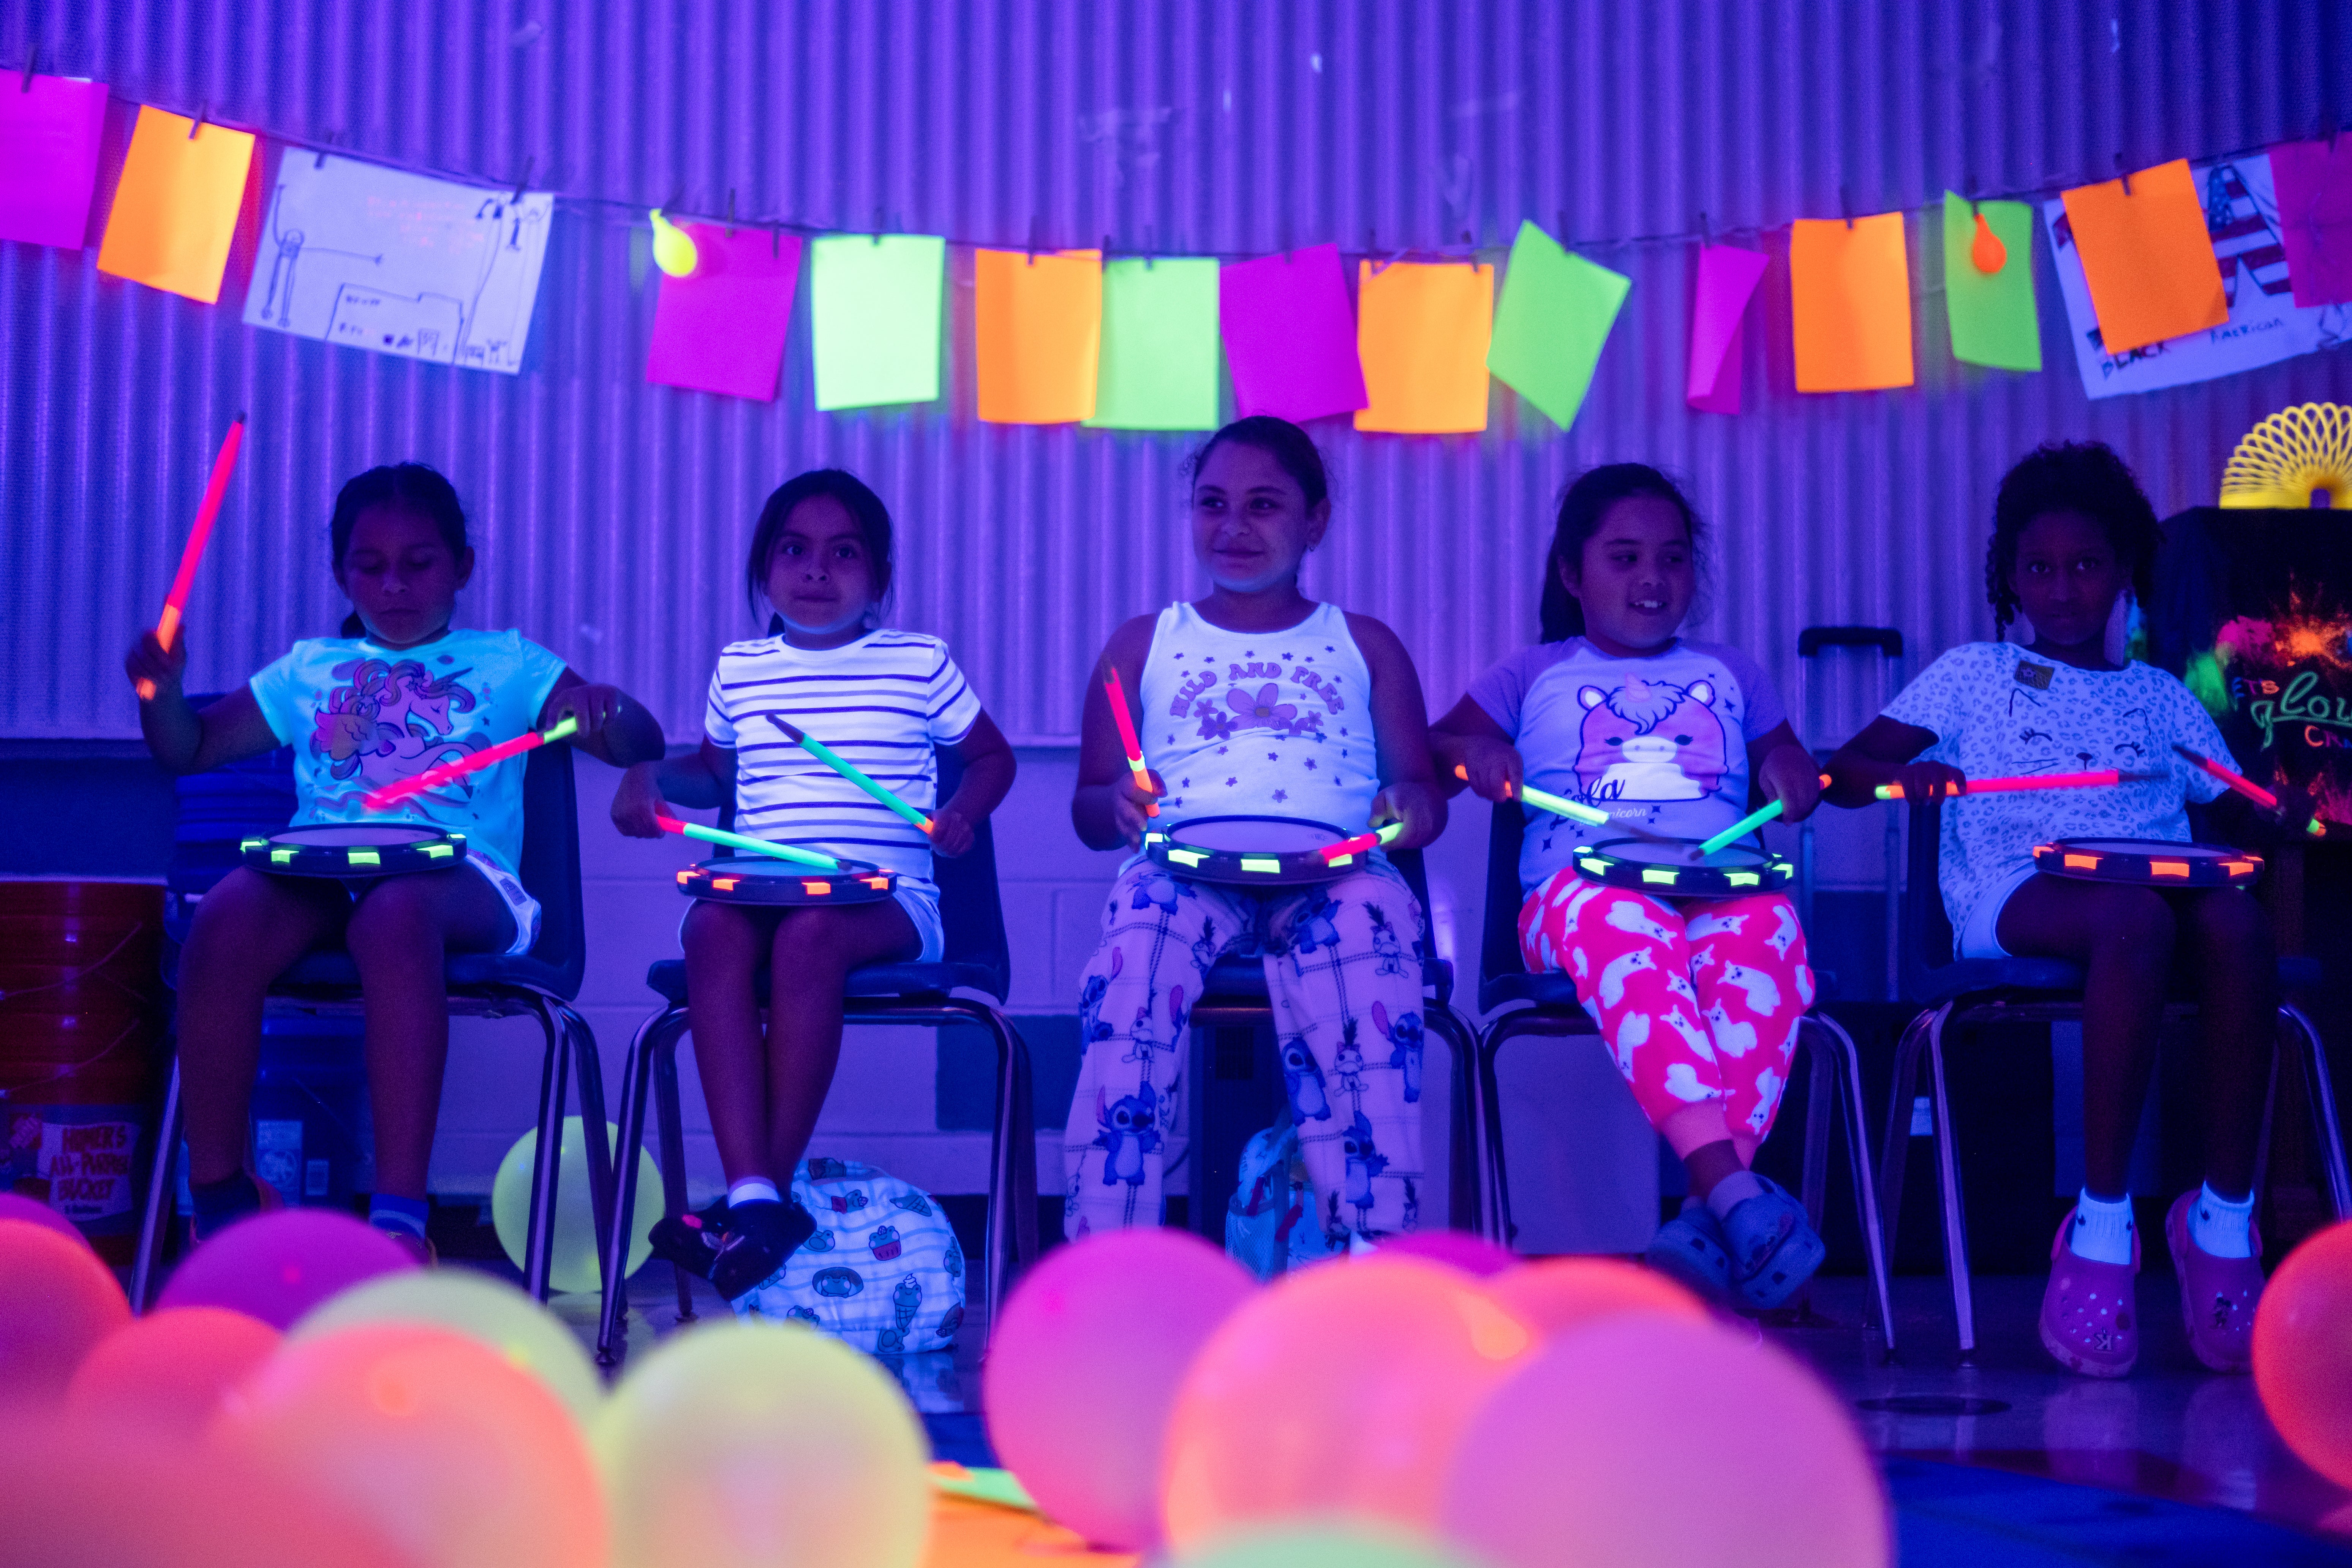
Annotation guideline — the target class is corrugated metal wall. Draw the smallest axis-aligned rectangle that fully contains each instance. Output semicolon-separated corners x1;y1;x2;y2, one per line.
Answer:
5;0;2348;743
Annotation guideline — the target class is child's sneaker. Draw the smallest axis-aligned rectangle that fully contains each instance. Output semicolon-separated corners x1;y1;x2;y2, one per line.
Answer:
2164;1189;2264;1374
710;1199;819;1301
647;1197;735;1280
2040;1206;2139;1377
1718;1175;1827;1309
1644;1198;1732;1301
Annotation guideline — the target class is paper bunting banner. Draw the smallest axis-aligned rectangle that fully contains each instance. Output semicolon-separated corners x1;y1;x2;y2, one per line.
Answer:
646;223;803;400
975;247;1103;424
1941;193;2041;372
2268;138;2352;308
244;155;553;373
97;106;255;303
2041;153;2349;399
1487;221;1629;429
2059;158;2227;354
1789;213;1914;392
1086;257;1222;431
1684;243;1769;413
0;74;109;249
809;234;946;410
1218;244;1367;423
1356;259;1493;433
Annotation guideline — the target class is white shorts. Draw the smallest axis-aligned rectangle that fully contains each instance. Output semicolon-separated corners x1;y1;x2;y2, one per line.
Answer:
1955;863;2041;960
337;857;539;957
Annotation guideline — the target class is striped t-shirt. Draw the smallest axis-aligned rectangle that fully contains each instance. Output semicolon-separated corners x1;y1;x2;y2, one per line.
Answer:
704;629;984;893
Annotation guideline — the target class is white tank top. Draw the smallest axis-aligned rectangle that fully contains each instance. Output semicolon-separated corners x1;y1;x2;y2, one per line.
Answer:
1135;601;1382;831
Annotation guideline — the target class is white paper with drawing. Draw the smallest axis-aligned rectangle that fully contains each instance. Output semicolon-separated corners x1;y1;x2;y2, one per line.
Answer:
243;155;553;374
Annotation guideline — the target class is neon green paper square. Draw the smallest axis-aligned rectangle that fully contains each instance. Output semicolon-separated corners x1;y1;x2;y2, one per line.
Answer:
1084;257;1222;430
809;234;946;410
1943;192;2041;372
1486;221;1630;430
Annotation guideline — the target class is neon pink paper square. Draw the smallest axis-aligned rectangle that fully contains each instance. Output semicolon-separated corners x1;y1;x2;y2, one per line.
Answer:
648;223;804;400
1217;243;1367;423
0;76;109;250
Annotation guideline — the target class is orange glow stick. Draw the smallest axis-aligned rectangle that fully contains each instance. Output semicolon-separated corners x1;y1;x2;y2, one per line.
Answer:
1103;667;1158;817
361;715;577;810
136;413;246;699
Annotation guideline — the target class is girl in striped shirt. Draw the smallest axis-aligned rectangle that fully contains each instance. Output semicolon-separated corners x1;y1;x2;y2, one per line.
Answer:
615;469;1015;1297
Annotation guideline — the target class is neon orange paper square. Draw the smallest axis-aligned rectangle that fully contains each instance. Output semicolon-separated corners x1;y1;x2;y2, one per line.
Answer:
96;106;255;303
1355;260;1492;433
975;248;1102;424
2059;159;2227;354
1789;214;1913;392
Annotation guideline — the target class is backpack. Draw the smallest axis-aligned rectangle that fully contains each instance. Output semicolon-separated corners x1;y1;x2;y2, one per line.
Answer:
730;1157;966;1354
1223;1120;1339;1282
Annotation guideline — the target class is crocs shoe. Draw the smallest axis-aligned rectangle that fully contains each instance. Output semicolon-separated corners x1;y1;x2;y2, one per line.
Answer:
2165;1190;2264;1374
1644;1198;1732;1301
2040;1207;2139;1377
1719;1175;1828;1310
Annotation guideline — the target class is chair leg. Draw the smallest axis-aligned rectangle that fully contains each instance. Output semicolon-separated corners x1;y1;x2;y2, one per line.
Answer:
1472;1015;1529;1249
523;1002;571;1302
651;1014;697;1324
562;1004;617;1285
596;1007;668;1367
1800;1015;1897;1358
964;999;1037;1333
1423;1004;1480;1233
1876;1005;1938;1274
1923;1008;1976;1358
131;1056;185;1314
2282;1003;2352;1219
1800;1022;1834;1234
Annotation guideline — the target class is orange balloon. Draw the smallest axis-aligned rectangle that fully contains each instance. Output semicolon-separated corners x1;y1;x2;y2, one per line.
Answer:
0;1416;414;1568
67;1306;281;1438
214;1323;603;1568
0;1217;130;1408
1160;1258;1534;1547
1970;210;2008;274
2254;1219;2352;1487
1484;1257;1707;1341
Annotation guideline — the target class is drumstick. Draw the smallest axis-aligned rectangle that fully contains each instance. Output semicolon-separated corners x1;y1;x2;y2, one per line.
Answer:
1452;765;1678;845
764;713;935;834
360;715;579;811
2172;744;2327;837
136;413;247;700
1102;668;1159;818
1871;768;2162;800
652;814;843;871
1318;820;1406;863
1693;774;1834;860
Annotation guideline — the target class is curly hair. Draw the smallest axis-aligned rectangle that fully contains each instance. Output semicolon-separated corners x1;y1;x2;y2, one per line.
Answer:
1985;441;2161;637
1539;463;1709;642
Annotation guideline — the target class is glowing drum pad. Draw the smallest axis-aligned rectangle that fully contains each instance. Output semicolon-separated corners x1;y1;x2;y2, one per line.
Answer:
1144;814;1357;887
674;855;898;906
1571;838;1794;900
241;823;467;878
2031;838;2263;888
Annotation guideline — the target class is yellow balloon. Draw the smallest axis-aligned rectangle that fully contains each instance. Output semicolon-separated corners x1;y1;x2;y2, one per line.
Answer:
491;1116;664;1296
291;1268;602;1425
650;209;699;277
595;1319;929;1568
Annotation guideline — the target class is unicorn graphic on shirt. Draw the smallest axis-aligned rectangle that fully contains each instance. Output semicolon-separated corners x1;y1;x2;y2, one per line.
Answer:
1573;677;1729;802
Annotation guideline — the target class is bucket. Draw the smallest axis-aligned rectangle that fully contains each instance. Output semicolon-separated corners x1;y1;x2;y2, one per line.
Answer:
0;882;167;1264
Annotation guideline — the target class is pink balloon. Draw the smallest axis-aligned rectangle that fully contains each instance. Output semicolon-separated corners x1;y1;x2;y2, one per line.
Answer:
1376;1231;1519;1277
67;1307;281;1439
2254;1218;2352;1487
1161;1257;1536;1548
157;1209;414;1329
0;1219;131;1408
1441;1316;1890;1568
1484;1257;1708;1341
984;1229;1255;1551
0;1191;93;1250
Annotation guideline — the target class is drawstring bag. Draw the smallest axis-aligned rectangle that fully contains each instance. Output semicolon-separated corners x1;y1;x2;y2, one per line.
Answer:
1223;1120;1338;1282
731;1156;966;1354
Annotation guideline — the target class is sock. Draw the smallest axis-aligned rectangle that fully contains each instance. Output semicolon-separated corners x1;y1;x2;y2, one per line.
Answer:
728;1177;782;1209
368;1193;430;1239
190;1173;261;1240
2068;1188;2135;1265
1703;1169;1767;1222
2189;1182;2255;1260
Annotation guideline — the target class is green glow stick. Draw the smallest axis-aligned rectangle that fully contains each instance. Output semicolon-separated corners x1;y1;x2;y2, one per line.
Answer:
766;713;934;834
1696;800;1787;859
654;814;842;871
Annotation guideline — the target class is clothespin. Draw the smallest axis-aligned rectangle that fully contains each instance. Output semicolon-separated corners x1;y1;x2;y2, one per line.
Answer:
20;44;36;92
1100;233;1111;262
314;130;337;170
1839;185;1854;229
726;188;736;235
1144;224;1155;269
872;206;884;246
2116;153;2132;197
1025;216;1040;265
1966;175;1981;217
510;155;534;204
770;219;781;258
187;101;207;140
1367;226;1382;273
2327;113;2340;154
1699;210;1712;248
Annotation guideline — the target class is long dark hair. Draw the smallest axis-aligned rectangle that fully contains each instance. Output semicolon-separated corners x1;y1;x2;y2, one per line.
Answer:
1986;441;2161;638
1183;415;1331;511
746;469;897;622
329;463;471;637
1538;463;1707;642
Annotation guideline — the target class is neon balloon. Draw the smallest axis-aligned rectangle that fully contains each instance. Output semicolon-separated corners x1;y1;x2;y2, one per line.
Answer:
1376;1230;1518;1276
1483;1256;1707;1341
155;1209;414;1329
293;1269;602;1425
650;209;699;277
489;1116;664;1296
984;1229;1256;1551
1970;209;2007;273
65;1306;280;1438
2254;1219;2352;1487
0;1218;130;1407
1167;1522;1488;1568
0;1190;92;1249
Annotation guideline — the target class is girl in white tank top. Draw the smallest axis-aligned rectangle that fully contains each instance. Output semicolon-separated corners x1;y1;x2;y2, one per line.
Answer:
1063;417;1446;1253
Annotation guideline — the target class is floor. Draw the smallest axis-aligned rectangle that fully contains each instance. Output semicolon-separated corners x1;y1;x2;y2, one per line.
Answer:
560;1260;2352;1563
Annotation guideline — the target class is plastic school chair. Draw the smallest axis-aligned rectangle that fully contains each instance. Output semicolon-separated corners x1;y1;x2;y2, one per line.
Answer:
1180;847;1484;1238
1880;791;2352;1358
594;749;1034;1367
132;742;616;1309
1468;799;1897;1348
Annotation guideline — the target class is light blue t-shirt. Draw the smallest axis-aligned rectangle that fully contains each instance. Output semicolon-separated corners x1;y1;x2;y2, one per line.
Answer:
247;629;569;880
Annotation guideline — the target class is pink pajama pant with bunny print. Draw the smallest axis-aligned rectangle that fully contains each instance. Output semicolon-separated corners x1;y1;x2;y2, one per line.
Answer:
1517;869;1814;1138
